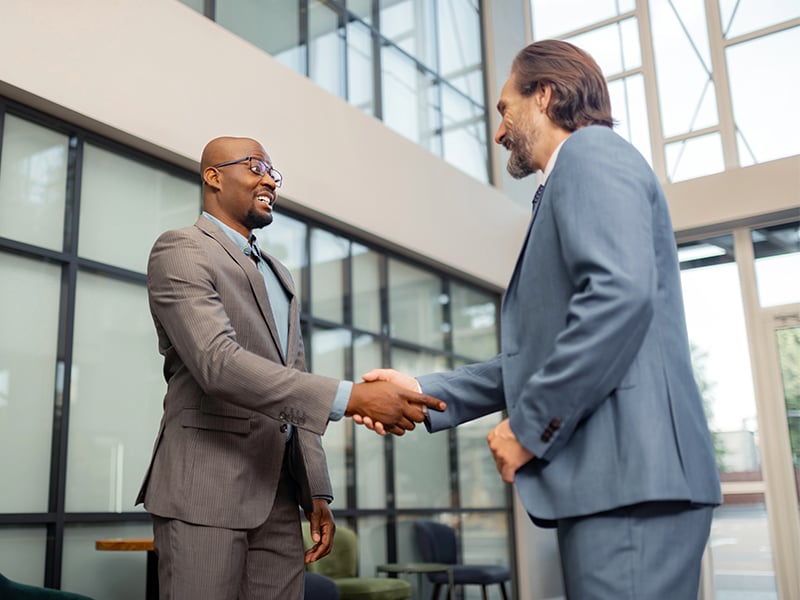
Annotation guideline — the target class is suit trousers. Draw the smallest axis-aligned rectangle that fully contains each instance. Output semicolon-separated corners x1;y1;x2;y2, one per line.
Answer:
556;501;714;600
152;454;304;600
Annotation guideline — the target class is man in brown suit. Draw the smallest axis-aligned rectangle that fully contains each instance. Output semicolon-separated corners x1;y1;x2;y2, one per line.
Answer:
137;136;444;599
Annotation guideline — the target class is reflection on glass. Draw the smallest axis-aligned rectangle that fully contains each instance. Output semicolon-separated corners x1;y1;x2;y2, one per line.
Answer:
79;144;199;274
752;222;800;307
719;0;799;39
678;236;777;597
727;27;800;165
608;74;652;166
0;255;60;513
255;213;307;304
649;0;718;138
391;347;450;508
442;86;488;183
458;413;505;508
564;17;640;78
66;273;164;512
354;335;386;508
311;229;348;323
0;115;68;251
450;282;498;359
0;527;46;586
216;0;304;73
379;0;436;65
309;1;345;99
347;21;375;115
381;46;442;153
311;326;351;506
388;259;445;349
665;132;724;182
531;0;636;39
62;523;155;600
352;244;382;333
775;326;800;502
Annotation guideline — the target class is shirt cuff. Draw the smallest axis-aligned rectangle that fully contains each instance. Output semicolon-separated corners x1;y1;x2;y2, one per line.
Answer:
329;380;353;421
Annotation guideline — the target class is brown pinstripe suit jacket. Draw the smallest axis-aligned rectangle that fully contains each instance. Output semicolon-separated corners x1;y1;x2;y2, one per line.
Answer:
136;215;340;528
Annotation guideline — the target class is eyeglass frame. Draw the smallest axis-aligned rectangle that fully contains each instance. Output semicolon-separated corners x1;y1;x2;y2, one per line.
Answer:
211;156;283;187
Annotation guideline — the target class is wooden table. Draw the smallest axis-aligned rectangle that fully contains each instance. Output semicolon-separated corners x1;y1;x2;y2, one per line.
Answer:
95;538;157;600
377;563;454;600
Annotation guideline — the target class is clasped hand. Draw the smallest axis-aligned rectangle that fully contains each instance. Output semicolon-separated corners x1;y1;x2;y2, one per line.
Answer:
486;418;534;483
346;375;445;437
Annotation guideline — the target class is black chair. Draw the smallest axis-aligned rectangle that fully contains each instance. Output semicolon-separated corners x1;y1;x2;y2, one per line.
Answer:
413;520;509;600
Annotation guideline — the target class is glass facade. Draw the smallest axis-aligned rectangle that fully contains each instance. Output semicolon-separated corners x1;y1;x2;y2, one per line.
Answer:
184;0;490;183
0;98;507;594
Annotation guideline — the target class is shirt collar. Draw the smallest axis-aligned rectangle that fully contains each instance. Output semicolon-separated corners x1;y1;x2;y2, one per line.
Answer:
542;136;569;185
202;211;253;256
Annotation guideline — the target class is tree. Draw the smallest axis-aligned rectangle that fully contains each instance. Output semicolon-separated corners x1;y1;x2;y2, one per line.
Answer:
690;342;728;471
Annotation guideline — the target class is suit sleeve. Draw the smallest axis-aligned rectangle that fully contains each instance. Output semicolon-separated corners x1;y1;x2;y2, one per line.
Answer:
514;130;657;460
147;229;340;436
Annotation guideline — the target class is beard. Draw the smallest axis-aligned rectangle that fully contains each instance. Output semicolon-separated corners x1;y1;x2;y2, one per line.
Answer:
505;121;536;180
244;206;273;230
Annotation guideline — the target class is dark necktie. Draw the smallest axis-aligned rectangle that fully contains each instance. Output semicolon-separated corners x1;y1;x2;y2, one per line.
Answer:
532;184;545;211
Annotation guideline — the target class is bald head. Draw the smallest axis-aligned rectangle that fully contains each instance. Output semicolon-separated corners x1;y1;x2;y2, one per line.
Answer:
201;136;261;172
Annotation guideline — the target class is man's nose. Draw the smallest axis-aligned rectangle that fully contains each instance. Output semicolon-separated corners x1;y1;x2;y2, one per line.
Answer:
494;122;506;146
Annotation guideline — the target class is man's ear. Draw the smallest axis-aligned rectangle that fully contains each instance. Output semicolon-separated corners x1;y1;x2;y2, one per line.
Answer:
537;82;552;112
203;166;221;190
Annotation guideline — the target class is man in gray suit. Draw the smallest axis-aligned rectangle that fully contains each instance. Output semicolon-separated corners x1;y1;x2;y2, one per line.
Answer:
362;41;721;598
137;136;445;599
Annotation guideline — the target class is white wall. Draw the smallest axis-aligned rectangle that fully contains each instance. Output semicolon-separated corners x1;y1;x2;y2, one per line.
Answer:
0;0;529;289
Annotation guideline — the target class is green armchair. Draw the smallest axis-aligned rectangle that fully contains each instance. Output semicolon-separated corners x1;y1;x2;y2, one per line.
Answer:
0;573;94;599
303;524;411;600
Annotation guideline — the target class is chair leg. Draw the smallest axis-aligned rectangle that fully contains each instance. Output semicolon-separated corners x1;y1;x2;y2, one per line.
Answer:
482;585;489;600
431;583;442;600
499;582;509;600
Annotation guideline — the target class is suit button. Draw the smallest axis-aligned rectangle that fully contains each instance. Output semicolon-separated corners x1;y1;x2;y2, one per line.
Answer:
280;424;288;433
540;432;551;442
550;418;561;429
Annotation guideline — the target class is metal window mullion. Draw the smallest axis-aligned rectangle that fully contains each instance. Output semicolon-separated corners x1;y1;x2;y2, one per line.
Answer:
723;17;800;48
703;0;739;169
663;124;721;144
555;9;637;40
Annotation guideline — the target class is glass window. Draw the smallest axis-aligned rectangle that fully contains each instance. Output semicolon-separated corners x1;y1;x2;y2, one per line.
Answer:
719;0;799;39
61;523;154;600
347;20;376;115
437;0;482;80
356;516;388;582
0;254;60;512
531;0;636;39
391;347;450;509
379;0;437;66
649;0;719;138
381;46;442;154
458;413;505;507
256;213;307;304
0;527;47;587
309;1;346;99
216;0;305;74
678;236;778;597
463;512;511;569
65;272;164;512
0;115;68;251
608;74;653;166
79;144;199;274
441;86;488;183
353;335;387;509
775;325;800;503
388;259;446;349
752;222;800;307
178;0;204;13
311;229;348;323
450;282;497;359
352;244;382;333
564;17;641;78
311;326;351;507
665;132;724;182
727;27;800;166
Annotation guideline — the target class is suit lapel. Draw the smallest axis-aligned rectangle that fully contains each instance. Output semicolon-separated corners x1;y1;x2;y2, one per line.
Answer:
261;252;300;364
505;185;547;299
196;217;286;363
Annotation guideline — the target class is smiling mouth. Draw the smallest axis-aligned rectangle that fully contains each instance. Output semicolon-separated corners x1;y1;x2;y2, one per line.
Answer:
256;194;274;208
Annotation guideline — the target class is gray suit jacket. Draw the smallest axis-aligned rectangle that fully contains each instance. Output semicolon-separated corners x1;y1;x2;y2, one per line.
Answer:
421;126;722;525
136;215;340;529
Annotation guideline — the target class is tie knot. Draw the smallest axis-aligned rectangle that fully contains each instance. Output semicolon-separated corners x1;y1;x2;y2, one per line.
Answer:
247;235;260;262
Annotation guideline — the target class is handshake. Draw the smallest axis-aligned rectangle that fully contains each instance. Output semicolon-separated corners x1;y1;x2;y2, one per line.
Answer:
345;369;443;436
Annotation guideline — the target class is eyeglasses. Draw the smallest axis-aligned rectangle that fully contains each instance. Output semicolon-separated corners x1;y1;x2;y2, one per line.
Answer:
212;156;283;187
